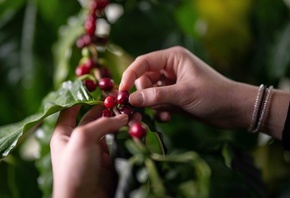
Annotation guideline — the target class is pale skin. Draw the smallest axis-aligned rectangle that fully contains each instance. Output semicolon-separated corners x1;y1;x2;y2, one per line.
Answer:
50;105;141;198
50;46;290;198
119;46;290;140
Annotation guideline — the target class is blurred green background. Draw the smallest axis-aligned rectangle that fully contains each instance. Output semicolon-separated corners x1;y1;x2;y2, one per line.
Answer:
1;0;290;197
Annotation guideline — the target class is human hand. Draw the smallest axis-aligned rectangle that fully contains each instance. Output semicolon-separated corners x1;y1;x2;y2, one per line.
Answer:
50;105;128;198
119;46;258;129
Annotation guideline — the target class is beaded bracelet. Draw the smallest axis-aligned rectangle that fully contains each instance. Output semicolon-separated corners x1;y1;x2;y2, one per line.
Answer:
252;86;274;133
248;84;266;132
282;101;290;150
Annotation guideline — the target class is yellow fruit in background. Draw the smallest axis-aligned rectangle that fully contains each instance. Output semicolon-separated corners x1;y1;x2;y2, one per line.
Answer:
195;0;253;72
196;0;251;28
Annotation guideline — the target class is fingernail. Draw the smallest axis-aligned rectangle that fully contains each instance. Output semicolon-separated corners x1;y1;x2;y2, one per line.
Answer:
118;82;123;90
130;92;143;105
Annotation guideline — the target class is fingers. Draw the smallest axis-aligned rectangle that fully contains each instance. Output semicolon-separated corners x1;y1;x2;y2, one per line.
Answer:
53;105;81;138
71;114;129;143
50;105;81;153
134;71;162;90
129;85;179;107
119;48;176;91
78;105;104;126
128;112;142;126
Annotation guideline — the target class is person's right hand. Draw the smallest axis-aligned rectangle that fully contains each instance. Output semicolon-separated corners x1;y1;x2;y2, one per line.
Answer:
119;46;258;129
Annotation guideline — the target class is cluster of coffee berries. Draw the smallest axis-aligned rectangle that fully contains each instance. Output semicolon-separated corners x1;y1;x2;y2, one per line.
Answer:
74;0;147;139
76;0;109;48
75;59;115;92
103;91;147;138
103;91;132;116
75;0;112;92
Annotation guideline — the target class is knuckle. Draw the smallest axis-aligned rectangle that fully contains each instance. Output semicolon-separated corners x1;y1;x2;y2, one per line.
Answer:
171;46;185;53
172;46;183;51
135;54;147;62
72;127;90;143
171;46;191;58
49;137;56;150
135;55;150;69
50;130;62;149
151;89;164;104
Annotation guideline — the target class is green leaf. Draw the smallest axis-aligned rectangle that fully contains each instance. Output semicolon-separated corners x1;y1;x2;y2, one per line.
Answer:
151;151;211;197
141;109;167;156
53;13;84;87
145;130;167;156
0;80;100;158
221;143;234;168
144;158;166;197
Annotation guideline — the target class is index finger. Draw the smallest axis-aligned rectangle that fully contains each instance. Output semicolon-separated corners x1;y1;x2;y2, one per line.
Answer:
119;48;172;91
78;105;104;126
50;105;81;152
53;105;81;138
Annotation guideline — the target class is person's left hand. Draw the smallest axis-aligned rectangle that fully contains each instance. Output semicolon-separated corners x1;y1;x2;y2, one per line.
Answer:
50;105;128;198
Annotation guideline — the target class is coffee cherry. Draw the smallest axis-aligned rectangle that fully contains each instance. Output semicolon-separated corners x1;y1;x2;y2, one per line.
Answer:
85;58;95;69
83;79;97;92
104;96;116;109
76;37;85;48
90;1;98;12
129;123;147;138
95;0;109;10
76;64;91;76
86;14;97;23
84;18;96;35
102;109;114;117
99;67;111;78
118;105;133;116
76;34;97;48
98;78;114;91
117;91;130;105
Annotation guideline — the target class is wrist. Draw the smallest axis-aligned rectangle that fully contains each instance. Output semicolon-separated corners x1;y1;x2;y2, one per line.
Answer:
232;83;290;140
230;82;259;130
260;89;290;140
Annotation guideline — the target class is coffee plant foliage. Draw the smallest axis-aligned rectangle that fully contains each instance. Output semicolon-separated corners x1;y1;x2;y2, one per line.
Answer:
1;0;290;197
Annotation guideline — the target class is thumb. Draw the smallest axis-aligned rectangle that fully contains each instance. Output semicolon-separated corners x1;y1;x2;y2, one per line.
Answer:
129;85;178;107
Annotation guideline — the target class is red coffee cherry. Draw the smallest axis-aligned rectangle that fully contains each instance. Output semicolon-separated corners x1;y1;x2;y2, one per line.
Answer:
76;34;97;48
102;109;114;117
84;58;95;70
84;18;96;35
104;96;116;109
86;14;97;23
129;123;147;138
76;64;91;76
118;105;133;116
76;36;85;48
117;91;130;105
99;67;111;78
96;0;109;10
83;79;97;92
98;78;114;91
90;1;98;13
